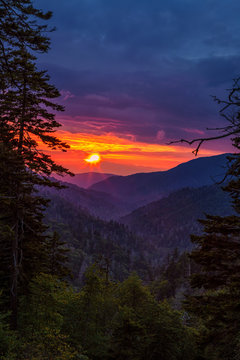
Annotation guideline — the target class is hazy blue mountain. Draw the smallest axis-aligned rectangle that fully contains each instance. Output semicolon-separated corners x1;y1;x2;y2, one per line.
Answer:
90;154;230;208
43;192;152;283
37;153;236;283
41;182;234;283
120;184;233;252
54;172;114;188
41;180;130;220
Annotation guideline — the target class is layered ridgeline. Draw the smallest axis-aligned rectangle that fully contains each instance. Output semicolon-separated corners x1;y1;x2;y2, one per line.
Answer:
42;183;232;283
40;154;233;283
90;153;230;209
54;171;114;188
120;185;233;252
43;192;151;284
41;180;129;220
47;153;230;221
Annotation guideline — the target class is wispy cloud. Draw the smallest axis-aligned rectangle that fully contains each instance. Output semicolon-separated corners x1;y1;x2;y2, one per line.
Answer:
60;90;75;101
37;0;240;174
40;129;225;174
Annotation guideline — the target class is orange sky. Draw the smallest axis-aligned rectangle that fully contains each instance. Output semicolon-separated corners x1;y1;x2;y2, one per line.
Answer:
42;129;226;175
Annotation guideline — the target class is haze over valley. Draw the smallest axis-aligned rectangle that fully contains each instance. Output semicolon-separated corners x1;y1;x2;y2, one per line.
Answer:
41;153;233;284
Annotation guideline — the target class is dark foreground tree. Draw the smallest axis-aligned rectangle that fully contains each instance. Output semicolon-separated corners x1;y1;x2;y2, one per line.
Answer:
0;0;73;180
0;0;52;54
46;231;71;279
0;141;52;329
61;266;198;360
185;214;240;359
176;79;240;359
0;0;72;329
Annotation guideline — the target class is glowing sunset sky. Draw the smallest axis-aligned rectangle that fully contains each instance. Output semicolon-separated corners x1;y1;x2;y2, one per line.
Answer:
37;0;239;175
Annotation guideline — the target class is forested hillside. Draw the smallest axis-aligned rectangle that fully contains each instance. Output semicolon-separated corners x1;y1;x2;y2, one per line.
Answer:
38;154;232;222
41;180;130;220
44;192;152;283
40;183;233;285
1;1;240;359
121;184;233;250
90;154;229;207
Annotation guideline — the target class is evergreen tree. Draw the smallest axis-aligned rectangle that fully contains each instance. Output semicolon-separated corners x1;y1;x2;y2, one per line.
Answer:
0;46;71;179
0;0;72;329
0;0;52;54
63;264;117;359
46;231;71;279
0;142;51;327
19;273;77;360
185;215;240;359
111;273;197;360
182;79;240;359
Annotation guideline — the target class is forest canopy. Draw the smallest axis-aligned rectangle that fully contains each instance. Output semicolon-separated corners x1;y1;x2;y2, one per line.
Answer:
1;1;240;360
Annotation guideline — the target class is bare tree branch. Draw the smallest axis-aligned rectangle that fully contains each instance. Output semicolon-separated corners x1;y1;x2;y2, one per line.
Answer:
168;78;240;155
167;130;237;156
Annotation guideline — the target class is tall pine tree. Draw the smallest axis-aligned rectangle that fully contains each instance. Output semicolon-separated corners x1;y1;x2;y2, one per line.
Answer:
0;0;72;328
183;80;240;359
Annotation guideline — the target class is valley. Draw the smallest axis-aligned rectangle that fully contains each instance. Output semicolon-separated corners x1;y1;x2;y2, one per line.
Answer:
42;153;233;284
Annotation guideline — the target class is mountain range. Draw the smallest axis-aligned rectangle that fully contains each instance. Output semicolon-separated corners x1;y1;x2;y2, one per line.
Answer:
39;153;234;282
120;184;233;252
54;172;114;188
46;154;231;221
90;154;230;209
41;180;129;220
44;192;150;283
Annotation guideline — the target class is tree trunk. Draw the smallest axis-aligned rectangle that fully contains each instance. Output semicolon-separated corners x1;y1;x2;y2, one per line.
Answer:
10;218;19;330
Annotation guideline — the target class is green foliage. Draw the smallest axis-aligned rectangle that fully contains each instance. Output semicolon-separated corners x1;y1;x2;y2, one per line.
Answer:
0;2;200;359
44;193;152;284
0;0;72;329
62;264;118;359
0;144;50;313
46;231;71;279
63;266;198;360
0;263;199;359
110;273;198;360
185;214;240;359
183;80;240;359
170;80;240;359
122;185;233;252
18;274;78;359
0;317;15;359
0;292;18;360
150;250;200;305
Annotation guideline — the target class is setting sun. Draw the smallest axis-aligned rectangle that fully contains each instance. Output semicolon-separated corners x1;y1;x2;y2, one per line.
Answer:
84;153;101;164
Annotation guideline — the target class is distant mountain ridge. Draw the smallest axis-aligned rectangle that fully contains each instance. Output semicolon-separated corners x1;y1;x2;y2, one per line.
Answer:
39;153;235;282
42;183;234;283
43;191;152;283
55;172;114;188
120;184;233;251
41;180;130;220
90;154;230;209
44;153;232;221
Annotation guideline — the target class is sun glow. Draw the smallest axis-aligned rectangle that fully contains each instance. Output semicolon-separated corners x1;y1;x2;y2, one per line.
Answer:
84;153;101;164
40;129;224;174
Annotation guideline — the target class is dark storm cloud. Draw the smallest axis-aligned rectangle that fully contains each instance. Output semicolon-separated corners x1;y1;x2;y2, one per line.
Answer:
38;0;240;65
37;0;240;143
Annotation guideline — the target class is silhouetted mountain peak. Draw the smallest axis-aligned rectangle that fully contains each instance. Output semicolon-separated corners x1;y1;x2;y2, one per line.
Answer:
54;172;115;188
90;153;231;208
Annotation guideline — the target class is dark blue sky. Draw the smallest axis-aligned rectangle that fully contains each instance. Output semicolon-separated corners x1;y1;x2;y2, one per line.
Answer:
35;0;240;172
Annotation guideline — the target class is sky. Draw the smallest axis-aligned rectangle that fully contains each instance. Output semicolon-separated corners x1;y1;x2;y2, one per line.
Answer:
37;0;240;175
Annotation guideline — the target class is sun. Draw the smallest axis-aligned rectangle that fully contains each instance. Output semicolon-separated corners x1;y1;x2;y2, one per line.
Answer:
84;153;101;164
